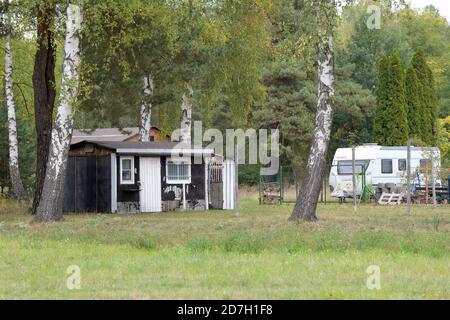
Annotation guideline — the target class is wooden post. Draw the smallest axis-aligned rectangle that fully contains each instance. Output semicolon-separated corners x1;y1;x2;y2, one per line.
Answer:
352;147;357;213
405;140;412;215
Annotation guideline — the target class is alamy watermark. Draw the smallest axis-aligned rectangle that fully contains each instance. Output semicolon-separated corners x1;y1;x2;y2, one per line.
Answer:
366;265;381;290
171;121;280;176
66;265;81;290
367;5;381;30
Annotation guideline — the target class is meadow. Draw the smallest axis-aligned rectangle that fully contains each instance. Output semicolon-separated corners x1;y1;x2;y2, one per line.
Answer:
0;199;448;299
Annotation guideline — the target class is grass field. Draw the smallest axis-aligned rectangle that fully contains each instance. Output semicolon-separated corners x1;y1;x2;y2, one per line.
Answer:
0;199;448;299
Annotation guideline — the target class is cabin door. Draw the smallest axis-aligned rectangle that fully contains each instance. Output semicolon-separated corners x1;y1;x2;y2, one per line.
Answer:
139;157;162;212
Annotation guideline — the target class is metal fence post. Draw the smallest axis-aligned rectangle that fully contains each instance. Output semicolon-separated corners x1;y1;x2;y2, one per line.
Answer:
447;175;450;205
352;147;357;213
406;141;412;215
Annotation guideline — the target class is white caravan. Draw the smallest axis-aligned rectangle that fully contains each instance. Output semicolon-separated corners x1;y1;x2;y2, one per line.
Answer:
329;144;441;198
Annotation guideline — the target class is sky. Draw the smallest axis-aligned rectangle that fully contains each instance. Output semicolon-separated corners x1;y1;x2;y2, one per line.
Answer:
408;0;450;22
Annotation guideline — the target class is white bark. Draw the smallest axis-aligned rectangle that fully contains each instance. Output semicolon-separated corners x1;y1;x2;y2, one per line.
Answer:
4;35;27;200
35;4;82;222
290;36;334;221
139;75;153;142
180;84;193;145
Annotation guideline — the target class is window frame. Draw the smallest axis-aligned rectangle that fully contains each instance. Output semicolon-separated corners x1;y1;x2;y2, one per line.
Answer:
398;159;407;171
337;160;370;176
381;159;393;174
166;158;191;184
120;156;135;185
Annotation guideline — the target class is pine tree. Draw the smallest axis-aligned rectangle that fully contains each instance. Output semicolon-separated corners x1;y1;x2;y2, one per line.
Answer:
405;64;422;139
374;53;390;145
386;50;409;146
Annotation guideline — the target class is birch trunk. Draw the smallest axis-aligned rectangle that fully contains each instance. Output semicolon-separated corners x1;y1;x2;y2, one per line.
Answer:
35;4;82;222
4;36;27;200
31;4;57;214
180;84;193;145
139;75;153;142
289;36;335;222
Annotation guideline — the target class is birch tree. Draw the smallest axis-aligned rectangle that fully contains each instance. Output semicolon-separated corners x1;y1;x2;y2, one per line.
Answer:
289;0;336;222
139;75;153;142
3;4;27;200
179;83;193;144
35;3;82;222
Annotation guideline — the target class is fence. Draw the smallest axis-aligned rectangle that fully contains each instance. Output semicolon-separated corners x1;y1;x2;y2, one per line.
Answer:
258;164;450;206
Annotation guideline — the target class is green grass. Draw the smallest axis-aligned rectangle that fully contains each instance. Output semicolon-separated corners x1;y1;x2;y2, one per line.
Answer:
0;199;449;299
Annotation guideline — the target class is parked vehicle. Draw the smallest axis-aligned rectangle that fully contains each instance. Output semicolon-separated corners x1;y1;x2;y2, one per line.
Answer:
329;144;441;199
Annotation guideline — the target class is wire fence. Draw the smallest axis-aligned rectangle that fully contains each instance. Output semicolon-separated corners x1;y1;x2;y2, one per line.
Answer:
259;165;450;206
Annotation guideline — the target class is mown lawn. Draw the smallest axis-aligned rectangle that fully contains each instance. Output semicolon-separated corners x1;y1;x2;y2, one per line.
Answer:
0;199;448;299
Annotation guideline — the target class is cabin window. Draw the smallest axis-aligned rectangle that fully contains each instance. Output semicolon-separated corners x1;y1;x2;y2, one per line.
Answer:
166;159;191;184
120;157;134;184
398;159;407;171
381;159;393;174
337;160;369;175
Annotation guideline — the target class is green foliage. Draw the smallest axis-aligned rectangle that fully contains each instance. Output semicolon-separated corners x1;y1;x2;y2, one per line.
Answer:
386;50;409;145
411;49;439;145
374;54;390;145
405;64;422;139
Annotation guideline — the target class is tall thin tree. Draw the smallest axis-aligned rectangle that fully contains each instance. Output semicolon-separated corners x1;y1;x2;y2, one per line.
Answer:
289;0;336;222
31;2;57;214
3;0;27;200
35;3;83;222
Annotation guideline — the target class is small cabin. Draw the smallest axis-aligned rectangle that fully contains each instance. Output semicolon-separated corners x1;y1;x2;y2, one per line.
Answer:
63;140;235;214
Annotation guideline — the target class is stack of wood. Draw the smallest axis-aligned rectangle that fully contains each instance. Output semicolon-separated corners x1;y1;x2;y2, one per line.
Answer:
378;192;404;205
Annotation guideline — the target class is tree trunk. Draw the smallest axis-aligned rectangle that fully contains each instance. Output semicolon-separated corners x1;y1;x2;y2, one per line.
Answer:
34;4;83;223
139;75;153;142
31;4;56;214
180;84;193;145
289;36;335;222
4;36;27;200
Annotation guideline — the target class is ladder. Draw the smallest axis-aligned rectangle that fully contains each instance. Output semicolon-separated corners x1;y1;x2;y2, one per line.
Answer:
378;192;404;205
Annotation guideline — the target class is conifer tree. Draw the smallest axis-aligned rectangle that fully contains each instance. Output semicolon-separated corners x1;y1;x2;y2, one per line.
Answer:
411;49;438;145
405;64;422;139
386;50;409;146
374;53;390;145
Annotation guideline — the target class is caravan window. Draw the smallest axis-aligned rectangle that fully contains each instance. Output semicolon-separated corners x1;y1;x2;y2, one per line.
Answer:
166;160;191;184
381;159;393;174
398;159;407;171
337;160;369;175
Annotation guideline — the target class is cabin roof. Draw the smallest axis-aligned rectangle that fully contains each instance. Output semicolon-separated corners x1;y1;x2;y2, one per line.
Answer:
71;127;161;144
71;140;214;156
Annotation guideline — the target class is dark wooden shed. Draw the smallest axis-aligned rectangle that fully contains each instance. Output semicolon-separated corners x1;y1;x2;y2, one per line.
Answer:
63;140;216;213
